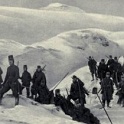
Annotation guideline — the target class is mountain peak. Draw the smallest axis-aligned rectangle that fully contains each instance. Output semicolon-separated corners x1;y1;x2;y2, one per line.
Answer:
42;3;85;13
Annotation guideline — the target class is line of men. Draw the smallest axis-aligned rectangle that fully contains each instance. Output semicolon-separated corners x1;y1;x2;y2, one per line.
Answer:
88;55;124;107
88;55;123;88
0;55;100;124
0;55;52;105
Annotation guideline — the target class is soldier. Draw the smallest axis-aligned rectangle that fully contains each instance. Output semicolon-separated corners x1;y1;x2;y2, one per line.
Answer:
107;55;114;68
31;65;46;100
20;65;32;98
117;75;124;107
88;56;98;81
101;72;114;108
54;89;72;115
111;57;122;88
67;75;89;106
72;99;100;124
36;79;50;104
98;59;108;81
0;55;20;105
0;67;3;88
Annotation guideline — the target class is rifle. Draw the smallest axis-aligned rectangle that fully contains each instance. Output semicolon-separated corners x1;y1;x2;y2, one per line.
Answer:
66;88;69;96
44;72;69;104
51;72;69;91
41;65;46;71
92;87;113;124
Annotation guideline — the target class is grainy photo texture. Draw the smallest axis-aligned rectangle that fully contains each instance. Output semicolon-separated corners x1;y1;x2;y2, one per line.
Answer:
0;0;124;124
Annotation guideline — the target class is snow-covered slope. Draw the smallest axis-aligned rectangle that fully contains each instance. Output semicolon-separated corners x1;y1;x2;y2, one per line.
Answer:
0;94;82;124
0;5;124;44
13;29;123;88
51;65;124;124
1;65;124;124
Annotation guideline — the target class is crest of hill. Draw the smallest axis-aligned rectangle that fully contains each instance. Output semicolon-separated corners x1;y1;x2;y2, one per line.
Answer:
17;29;123;88
41;3;85;13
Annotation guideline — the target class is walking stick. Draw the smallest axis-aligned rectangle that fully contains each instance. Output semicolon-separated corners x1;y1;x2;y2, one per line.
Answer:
51;72;69;91
45;72;69;103
92;87;113;124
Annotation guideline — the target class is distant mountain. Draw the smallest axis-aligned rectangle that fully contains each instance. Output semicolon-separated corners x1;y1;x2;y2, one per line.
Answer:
0;5;124;44
0;0;124;17
41;3;85;13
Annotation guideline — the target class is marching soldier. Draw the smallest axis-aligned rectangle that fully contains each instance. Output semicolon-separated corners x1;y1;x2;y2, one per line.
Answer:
20;65;32;98
101;72;114;108
31;66;46;100
88;56;98;81
98;59;108;81
117;75;124;107
111;57;122;88
0;55;20;105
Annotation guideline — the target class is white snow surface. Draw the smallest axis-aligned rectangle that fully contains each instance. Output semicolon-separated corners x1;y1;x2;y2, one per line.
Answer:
0;66;124;124
0;28;124;88
52;66;124;124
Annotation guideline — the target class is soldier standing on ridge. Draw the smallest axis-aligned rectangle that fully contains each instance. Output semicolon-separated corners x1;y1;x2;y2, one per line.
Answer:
88;56;98;81
0;55;20;105
98;59;108;81
111;57;122;88
31;66;47;100
20;65;32;98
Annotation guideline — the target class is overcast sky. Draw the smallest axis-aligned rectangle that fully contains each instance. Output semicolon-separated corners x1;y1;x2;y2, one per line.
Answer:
0;0;123;17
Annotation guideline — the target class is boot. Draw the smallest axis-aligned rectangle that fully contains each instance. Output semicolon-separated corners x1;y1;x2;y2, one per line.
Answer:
91;74;94;81
15;97;19;106
102;100;105;108
107;101;111;108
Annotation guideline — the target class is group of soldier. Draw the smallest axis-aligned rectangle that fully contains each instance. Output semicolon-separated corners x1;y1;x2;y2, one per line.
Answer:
88;55;124;107
0;55;100;124
1;54;124;123
0;55;51;105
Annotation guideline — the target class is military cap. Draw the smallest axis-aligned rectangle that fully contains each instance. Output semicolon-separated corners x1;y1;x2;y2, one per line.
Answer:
101;59;105;62
106;72;110;75
109;55;112;58
72;75;77;79
55;89;60;94
37;65;41;68
23;65;27;68
89;56;92;59
8;55;14;60
114;56;118;60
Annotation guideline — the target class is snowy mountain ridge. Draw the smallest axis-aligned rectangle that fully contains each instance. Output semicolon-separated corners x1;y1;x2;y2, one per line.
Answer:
42;3;85;13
